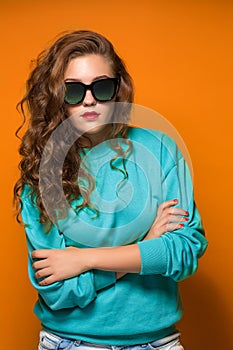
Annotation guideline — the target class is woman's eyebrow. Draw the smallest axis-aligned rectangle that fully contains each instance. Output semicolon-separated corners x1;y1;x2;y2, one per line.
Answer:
92;75;111;81
64;75;111;82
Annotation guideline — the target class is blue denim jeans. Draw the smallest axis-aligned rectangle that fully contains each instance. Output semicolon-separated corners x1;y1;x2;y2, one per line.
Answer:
38;330;184;350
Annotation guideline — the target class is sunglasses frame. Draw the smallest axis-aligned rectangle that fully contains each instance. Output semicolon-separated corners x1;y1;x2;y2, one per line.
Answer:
64;77;119;105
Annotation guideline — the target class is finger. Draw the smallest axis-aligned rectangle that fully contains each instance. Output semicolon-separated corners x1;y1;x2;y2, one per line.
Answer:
164;207;189;216
158;199;178;214
165;223;185;232
165;214;189;223
153;221;184;235
32;259;49;271
35;267;52;279
31;249;51;259
39;275;56;286
152;213;188;229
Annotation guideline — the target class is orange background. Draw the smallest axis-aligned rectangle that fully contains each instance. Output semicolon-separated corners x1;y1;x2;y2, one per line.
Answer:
1;0;233;349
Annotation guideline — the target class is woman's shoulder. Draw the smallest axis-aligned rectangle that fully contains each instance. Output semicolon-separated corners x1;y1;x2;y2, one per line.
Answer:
21;184;32;199
127;126;177;149
127;126;182;170
20;184;37;207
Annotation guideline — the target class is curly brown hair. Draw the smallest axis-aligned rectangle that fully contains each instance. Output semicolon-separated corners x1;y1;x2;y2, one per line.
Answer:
14;30;134;230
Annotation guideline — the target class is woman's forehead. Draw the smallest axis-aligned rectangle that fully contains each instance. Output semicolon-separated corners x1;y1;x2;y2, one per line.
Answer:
64;54;113;83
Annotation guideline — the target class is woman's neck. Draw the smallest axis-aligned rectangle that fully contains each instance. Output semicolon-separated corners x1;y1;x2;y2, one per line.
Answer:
79;124;113;148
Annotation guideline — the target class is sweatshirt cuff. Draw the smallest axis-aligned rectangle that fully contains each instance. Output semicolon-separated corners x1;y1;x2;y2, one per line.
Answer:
138;238;167;275
94;270;116;291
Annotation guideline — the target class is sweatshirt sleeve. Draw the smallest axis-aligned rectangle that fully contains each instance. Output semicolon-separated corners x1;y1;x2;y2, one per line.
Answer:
137;134;208;281
21;193;116;310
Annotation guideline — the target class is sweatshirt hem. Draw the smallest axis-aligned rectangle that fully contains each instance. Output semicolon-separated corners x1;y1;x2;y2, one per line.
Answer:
41;325;178;346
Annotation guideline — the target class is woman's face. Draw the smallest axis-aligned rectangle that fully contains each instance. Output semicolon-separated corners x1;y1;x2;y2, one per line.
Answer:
64;54;116;139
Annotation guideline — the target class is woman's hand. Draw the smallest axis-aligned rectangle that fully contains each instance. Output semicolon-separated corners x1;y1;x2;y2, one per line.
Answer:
32;247;88;286
116;199;188;280
32;199;189;284
144;199;189;240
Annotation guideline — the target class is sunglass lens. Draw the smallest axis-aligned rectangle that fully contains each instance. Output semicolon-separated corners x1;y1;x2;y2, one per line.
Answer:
93;79;117;102
64;83;85;105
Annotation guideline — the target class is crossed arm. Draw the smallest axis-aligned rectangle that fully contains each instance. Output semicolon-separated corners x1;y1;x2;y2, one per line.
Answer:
32;199;189;286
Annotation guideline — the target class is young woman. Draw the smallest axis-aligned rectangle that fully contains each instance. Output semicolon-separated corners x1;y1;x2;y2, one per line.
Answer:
14;30;208;350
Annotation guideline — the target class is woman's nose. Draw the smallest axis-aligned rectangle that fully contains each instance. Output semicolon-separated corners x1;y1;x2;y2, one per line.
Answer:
83;89;97;106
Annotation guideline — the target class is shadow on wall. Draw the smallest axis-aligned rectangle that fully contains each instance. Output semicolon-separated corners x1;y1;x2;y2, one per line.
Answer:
178;272;233;349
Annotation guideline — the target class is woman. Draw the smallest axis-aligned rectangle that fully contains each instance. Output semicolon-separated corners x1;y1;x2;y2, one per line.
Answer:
14;30;208;350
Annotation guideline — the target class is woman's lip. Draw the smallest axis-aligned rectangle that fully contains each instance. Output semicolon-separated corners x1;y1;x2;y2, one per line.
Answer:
81;112;100;120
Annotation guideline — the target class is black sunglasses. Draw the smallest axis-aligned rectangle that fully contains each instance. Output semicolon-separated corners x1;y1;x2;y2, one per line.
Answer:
64;77;119;105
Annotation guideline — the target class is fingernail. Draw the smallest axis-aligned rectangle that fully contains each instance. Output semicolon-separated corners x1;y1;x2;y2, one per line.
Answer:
185;211;189;215
180;224;184;227
173;199;178;203
184;217;189;221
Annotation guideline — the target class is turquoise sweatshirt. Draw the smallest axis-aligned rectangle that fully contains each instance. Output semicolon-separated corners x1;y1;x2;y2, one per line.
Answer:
21;127;208;345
